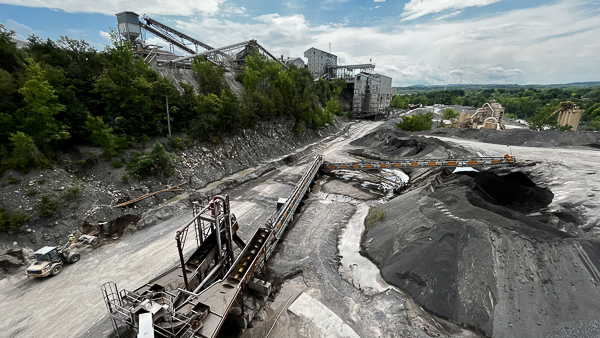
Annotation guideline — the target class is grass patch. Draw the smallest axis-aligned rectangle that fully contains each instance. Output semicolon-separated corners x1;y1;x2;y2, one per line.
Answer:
39;195;60;217
37;179;46;185
365;207;385;229
26;188;37;196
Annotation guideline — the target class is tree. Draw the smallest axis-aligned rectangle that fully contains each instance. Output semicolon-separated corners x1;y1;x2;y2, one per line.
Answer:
527;105;558;131
442;108;459;120
3;131;52;172
395;112;434;131
17;59;69;148
391;95;409;109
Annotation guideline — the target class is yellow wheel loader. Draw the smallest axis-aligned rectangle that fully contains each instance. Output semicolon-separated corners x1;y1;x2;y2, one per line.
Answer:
26;238;80;278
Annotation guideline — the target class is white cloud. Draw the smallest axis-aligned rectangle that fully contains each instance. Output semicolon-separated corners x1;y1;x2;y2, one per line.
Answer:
5;18;34;40
374;0;386;2
66;28;88;36
0;0;227;16
164;0;599;85
401;0;502;21
435;10;462;20
220;3;247;17
99;30;111;41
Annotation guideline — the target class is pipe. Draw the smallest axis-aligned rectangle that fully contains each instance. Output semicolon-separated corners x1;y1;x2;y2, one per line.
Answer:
192;260;224;294
175;231;189;290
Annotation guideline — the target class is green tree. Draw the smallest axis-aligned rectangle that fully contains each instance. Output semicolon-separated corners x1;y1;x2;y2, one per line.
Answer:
391;95;409;109
396;112;434;131
17;59;69;148
127;143;179;178
527;105;558;131
3;131;52;172
442;108;459;120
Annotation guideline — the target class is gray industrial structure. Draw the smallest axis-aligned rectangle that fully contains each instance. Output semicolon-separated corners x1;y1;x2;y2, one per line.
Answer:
352;73;394;116
304;47;338;79
114;11;284;70
302;47;393;117
114;12;394;119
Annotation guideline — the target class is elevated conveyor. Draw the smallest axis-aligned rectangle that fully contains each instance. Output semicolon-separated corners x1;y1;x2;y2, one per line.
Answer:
102;155;324;338
323;154;516;171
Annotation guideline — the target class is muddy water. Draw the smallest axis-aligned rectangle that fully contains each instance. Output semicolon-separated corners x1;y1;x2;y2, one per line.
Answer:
337;203;391;295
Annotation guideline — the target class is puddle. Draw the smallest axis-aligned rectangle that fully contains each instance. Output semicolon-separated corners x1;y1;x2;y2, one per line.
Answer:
382;168;410;184
337;203;392;296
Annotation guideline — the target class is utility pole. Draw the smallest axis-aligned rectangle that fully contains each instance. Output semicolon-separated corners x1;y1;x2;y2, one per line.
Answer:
166;96;172;137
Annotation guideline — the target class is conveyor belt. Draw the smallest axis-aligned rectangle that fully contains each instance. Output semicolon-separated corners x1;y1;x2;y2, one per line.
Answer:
323;154;516;170
190;155;324;338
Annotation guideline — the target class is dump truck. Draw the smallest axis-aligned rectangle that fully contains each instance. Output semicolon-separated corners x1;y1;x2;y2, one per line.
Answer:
26;239;80;278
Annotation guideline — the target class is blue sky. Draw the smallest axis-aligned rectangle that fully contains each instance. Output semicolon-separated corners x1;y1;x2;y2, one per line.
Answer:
2;0;600;86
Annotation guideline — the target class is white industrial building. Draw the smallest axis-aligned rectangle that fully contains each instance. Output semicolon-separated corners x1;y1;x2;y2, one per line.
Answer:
303;47;338;79
283;57;305;69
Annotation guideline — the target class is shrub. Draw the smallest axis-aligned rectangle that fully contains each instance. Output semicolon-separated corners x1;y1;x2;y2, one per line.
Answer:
396;112;434;131
0;208;29;229
10;211;29;227
63;186;82;201
39;195;60;216
26;188;37;196
3;132;52;173
111;159;124;168
127;143;178;178
122;174;129;183
168;136;185;151
365;207;385;229
37;179;46;185
7;177;21;184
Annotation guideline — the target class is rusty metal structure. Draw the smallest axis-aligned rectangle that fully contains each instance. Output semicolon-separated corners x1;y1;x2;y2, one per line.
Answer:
102;155;323;337
323;154;516;171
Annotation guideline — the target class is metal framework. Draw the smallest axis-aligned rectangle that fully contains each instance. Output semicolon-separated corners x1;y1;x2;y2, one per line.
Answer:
102;155;323;338
143;16;214;52
325;63;375;82
169;39;286;70
323;154;516;171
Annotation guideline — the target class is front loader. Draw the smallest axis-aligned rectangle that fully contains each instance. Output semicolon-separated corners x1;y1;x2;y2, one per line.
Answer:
26;237;80;278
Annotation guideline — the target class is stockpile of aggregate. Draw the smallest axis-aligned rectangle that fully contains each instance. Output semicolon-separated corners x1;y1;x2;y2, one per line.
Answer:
353;123;600;337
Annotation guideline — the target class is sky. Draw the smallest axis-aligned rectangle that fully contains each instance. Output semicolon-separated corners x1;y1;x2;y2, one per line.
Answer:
1;0;600;86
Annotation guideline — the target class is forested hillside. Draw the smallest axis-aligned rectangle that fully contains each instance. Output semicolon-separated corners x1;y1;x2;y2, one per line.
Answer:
0;24;345;174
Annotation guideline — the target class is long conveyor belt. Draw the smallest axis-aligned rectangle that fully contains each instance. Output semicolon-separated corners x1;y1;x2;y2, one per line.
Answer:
323;154;516;170
189;155;324;338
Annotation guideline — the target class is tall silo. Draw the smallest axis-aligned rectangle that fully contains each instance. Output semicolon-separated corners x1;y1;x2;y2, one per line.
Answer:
115;12;142;43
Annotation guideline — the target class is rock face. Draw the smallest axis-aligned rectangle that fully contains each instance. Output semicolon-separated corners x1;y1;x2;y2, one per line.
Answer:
0;116;343;252
362;171;600;337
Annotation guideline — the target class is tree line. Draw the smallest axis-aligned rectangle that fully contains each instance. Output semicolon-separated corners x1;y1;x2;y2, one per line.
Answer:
391;87;600;130
0;24;346;173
